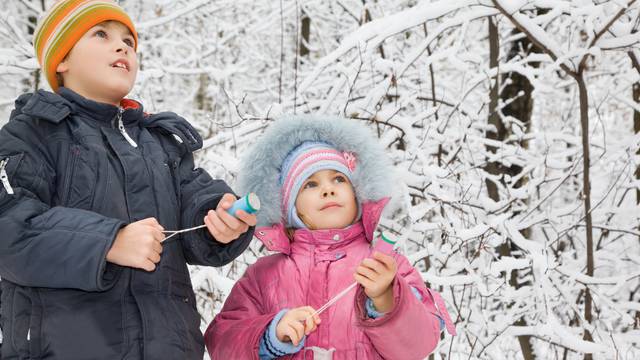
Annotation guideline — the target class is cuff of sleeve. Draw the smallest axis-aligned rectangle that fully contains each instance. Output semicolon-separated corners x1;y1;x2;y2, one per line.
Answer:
410;287;443;330
366;286;425;319
365;297;384;319
262;309;305;357
410;287;444;331
96;219;126;291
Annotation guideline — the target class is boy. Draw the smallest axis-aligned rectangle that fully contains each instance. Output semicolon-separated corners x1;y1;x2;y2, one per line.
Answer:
0;1;255;359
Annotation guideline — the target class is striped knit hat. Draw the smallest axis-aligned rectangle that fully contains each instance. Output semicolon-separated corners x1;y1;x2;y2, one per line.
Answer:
33;0;138;92
280;141;358;228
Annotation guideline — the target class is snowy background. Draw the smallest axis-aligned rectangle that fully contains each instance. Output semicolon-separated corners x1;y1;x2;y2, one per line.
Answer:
1;0;640;359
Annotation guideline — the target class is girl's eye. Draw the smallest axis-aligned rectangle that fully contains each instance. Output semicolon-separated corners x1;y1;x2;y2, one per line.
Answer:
334;176;346;183
303;181;317;189
95;30;107;38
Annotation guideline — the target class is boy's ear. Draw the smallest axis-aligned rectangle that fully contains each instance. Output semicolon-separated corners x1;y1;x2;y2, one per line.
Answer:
56;58;69;74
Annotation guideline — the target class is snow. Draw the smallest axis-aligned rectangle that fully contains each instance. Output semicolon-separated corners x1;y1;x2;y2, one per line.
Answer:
1;0;640;359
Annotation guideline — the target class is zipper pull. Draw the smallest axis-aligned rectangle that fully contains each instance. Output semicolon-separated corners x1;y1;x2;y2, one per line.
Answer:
0;158;15;195
117;108;138;148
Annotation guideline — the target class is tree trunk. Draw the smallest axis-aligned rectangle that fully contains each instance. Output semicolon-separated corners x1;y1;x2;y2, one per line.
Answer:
485;17;502;202
492;19;539;360
575;74;595;360
634;82;640;207
299;9;310;58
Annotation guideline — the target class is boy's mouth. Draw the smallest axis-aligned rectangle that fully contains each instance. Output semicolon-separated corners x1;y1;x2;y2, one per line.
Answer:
111;59;130;72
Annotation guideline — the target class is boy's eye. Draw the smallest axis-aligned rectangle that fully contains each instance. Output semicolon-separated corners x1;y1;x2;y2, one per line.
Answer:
94;30;107;38
123;38;134;47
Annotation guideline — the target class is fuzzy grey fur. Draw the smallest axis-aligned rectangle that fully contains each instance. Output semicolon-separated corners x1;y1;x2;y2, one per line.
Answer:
237;115;396;227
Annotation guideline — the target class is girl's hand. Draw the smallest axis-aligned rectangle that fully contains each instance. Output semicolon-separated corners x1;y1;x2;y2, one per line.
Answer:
354;252;398;313
204;193;257;243
275;306;321;346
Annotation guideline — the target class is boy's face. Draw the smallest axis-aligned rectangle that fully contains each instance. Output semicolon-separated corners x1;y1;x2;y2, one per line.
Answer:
56;21;138;105
295;169;358;230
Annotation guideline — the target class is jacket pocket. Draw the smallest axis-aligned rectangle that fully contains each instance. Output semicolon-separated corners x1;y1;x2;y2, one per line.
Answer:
7;286;41;359
167;157;182;207
168;269;201;350
59;144;80;206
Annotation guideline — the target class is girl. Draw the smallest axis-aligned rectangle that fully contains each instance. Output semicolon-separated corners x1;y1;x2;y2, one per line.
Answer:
205;116;455;359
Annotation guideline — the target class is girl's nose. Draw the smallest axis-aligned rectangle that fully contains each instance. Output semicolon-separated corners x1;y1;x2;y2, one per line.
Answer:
322;189;336;197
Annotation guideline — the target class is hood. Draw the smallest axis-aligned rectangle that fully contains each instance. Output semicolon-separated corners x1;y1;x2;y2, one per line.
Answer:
237;115;397;227
10;89;202;152
10;90;73;124
10;88;141;125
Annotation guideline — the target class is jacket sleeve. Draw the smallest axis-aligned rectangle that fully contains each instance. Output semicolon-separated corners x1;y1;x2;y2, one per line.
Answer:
0;118;125;291
205;264;278;360
176;150;254;266
354;254;442;359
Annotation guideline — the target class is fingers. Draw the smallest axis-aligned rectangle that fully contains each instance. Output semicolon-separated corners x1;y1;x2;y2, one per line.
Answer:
139;217;164;231
357;262;381;280
148;250;161;264
299;306;320;334
216;205;247;233
303;316;319;335
218;193;236;209
372;251;397;269
141;259;156;272
205;200;253;243
151;227;166;243
204;210;237;243
286;322;305;346
204;210;223;240
360;257;387;275
234;210;257;227
152;240;163;254
354;273;375;289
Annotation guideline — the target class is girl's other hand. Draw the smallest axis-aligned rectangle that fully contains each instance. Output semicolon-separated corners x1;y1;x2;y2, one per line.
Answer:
354;252;398;313
275;306;321;346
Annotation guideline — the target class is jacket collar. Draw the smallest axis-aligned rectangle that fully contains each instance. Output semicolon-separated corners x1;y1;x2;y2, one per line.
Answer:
254;197;390;255
13;88;143;126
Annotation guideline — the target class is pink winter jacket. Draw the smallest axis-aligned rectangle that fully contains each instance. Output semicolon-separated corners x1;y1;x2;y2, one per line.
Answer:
205;198;451;359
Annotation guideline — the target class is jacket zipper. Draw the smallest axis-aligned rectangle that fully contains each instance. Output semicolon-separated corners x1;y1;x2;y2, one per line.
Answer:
115;107;138;148
0;158;14;194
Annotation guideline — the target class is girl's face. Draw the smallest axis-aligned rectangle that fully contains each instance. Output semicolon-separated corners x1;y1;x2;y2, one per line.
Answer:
294;169;357;230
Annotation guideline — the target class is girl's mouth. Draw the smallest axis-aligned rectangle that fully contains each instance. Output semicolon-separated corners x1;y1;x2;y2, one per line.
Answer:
320;202;341;210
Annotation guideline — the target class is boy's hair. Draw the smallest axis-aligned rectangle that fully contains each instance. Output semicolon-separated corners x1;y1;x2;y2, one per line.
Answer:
33;0;138;92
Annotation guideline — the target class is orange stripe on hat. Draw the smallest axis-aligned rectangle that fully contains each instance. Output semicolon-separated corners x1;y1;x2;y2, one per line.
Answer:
33;0;137;92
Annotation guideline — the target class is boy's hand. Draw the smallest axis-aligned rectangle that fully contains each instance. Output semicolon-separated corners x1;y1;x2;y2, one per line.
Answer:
204;193;257;244
354;252;398;313
276;306;321;346
107;217;165;272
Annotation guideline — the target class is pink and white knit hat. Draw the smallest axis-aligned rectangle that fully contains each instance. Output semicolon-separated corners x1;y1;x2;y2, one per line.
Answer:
279;141;358;228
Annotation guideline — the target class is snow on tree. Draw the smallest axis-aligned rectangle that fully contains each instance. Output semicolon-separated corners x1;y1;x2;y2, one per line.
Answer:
1;1;639;359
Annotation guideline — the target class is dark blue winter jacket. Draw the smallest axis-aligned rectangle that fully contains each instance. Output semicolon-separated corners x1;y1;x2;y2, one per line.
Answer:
0;88;253;359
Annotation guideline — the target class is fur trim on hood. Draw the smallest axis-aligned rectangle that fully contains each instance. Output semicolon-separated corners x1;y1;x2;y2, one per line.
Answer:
237;115;397;227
